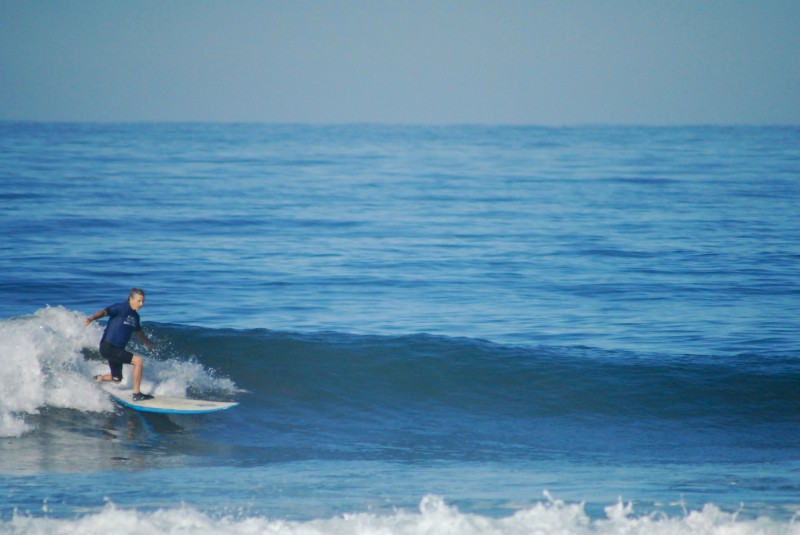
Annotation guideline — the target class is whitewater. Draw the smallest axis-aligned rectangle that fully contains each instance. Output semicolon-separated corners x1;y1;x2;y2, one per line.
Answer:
1;123;799;534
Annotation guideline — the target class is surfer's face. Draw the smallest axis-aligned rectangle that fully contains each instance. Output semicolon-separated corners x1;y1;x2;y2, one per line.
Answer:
129;294;145;311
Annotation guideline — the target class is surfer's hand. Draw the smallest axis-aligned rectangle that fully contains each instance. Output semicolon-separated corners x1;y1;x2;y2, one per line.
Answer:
83;317;92;326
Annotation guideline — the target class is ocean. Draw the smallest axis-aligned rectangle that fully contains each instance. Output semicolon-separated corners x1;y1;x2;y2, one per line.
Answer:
1;122;798;534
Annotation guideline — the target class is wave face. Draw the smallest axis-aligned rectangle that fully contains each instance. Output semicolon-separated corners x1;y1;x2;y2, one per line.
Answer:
155;322;800;475
4;308;799;465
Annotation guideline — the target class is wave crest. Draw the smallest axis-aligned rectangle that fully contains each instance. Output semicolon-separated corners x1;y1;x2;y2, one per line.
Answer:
0;308;240;437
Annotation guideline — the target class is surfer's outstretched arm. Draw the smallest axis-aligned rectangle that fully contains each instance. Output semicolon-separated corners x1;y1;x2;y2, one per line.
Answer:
83;308;108;326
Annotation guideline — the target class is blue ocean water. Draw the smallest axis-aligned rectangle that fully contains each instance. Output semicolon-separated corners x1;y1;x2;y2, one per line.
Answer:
1;123;799;534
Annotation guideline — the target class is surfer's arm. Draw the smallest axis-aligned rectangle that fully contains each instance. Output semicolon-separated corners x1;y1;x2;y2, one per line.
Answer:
83;308;108;326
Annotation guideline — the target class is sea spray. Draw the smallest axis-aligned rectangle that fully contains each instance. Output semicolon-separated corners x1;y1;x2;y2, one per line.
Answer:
0;307;109;436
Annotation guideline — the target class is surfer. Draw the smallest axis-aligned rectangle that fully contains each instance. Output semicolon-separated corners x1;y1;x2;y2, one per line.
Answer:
84;288;156;401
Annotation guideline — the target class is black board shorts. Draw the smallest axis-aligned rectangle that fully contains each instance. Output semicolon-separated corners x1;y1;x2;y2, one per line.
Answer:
100;341;133;382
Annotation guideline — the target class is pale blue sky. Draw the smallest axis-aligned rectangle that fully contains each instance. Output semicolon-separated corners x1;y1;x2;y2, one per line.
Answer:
1;0;798;124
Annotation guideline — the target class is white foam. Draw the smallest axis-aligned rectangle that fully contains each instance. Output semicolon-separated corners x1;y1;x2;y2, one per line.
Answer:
0;307;112;437
148;356;241;399
0;307;240;437
2;494;798;535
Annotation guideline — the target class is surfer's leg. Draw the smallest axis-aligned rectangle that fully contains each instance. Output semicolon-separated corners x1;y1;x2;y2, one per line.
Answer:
108;360;124;383
130;355;154;401
131;355;143;394
100;344;126;383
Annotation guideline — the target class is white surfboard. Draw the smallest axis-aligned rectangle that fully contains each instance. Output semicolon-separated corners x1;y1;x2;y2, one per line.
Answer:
104;386;238;414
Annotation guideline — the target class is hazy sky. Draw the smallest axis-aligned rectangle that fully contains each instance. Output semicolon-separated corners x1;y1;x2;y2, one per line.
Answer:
1;0;798;124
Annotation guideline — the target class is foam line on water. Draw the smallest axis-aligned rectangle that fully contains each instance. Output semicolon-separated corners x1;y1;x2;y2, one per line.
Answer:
3;494;798;535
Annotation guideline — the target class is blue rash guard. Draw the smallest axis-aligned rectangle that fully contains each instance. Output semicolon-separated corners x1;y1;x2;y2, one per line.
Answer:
100;301;141;349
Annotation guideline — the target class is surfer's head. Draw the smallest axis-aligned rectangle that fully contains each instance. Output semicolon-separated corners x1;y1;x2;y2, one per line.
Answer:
128;288;145;311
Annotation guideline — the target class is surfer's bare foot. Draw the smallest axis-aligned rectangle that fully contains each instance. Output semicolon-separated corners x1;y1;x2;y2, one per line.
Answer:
132;392;154;401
